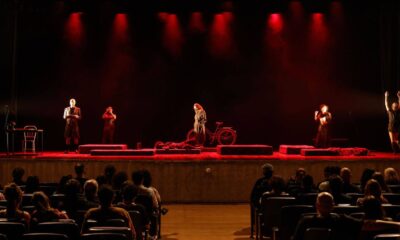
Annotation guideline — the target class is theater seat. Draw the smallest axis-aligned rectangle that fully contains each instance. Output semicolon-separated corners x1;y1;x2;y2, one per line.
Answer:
280;205;315;240
304;228;331;240
22;233;68;240
374;234;400;240
0;234;7;240
33;221;80;240
0;222;26;240
81;233;128;240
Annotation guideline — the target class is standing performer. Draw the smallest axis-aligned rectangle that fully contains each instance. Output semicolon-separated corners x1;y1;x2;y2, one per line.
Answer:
102;106;117;144
193;103;207;146
314;104;332;148
384;91;400;153
63;98;81;153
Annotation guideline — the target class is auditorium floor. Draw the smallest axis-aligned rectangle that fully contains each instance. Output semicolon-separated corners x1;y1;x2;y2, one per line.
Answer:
162;204;250;240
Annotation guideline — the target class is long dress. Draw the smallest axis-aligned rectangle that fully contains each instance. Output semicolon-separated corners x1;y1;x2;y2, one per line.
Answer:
63;107;81;139
315;112;331;148
102;112;116;143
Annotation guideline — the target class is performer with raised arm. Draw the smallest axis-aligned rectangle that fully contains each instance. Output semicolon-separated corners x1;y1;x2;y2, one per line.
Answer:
314;104;332;148
193;103;207;146
63;98;81;153
384;91;400;153
102;106;117;144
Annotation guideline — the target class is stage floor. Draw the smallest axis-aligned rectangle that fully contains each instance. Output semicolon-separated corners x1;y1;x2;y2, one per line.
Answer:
0;151;398;202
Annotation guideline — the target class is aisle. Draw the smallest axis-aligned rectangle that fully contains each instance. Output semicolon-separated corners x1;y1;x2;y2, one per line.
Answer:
161;204;250;240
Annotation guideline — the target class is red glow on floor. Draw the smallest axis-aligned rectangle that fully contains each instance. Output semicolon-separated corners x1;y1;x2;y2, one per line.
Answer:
268;13;283;33
189;12;206;33
112;13;129;43
210;12;233;57
65;13;83;46
163;13;183;56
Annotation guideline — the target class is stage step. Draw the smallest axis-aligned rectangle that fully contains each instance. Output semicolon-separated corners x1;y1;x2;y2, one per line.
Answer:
217;145;273;155
90;149;154;156
79;144;128;154
155;149;201;154
301;148;339;156
279;145;315;155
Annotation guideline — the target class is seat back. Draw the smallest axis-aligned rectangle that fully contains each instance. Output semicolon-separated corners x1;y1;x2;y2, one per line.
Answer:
297;193;318;205
88;227;132;240
388;185;400;194
0;233;7;240
0;222;26;240
346;193;364;205
260;196;296;237
280;205;315;240
374;234;400;240
81;233;128;240
304;228;331;240
129;210;146;240
383;205;400;220
34;221;80;240
383;193;400;205
23;126;37;141
333;205;362;215
22;233;68;240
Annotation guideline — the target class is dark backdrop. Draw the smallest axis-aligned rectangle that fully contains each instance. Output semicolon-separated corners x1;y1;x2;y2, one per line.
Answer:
1;0;399;151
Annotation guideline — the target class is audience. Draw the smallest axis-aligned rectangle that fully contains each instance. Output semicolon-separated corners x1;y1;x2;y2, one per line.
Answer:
372;172;390;193
116;183;150;225
262;176;289;198
81;185;136;239
340;167;361;193
104;165;116;185
24;176;40;194
287;168;306;196
0;183;31;228
112;171;128;203
360;169;375;193
328;176;352;205
250;163;274;208
384;167;400;185
318;166;341;192
357;179;389;206
143;170;161;206
83;179;100;208
62;179;89;219
132;170;159;209
74;163;87;191
56;175;73;194
31;191;68;224
12;167;26;186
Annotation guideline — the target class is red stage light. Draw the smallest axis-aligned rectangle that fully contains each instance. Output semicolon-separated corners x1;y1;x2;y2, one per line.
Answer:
65;12;83;46
209;12;233;57
268;13;283;33
112;13;129;43
162;13;183;56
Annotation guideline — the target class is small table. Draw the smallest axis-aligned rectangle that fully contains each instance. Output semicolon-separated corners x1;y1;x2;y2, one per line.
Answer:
6;128;44;155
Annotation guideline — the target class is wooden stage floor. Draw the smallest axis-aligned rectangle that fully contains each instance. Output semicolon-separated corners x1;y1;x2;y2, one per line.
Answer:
0;151;398;203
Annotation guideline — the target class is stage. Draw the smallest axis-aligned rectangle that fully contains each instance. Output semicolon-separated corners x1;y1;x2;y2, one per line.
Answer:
0;151;398;203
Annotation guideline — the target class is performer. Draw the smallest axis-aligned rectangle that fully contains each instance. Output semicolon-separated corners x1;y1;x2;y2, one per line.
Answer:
384;91;400;153
193;103;207;146
63;98;81;153
102;106;117;144
314;104;332;148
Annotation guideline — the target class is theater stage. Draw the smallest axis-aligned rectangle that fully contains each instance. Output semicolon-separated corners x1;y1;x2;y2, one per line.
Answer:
0;151;398;203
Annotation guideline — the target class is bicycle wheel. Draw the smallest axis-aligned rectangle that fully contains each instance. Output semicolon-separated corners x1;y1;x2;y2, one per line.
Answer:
216;128;237;145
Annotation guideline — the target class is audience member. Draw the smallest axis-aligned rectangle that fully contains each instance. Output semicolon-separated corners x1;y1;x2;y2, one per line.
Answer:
83;179;100;208
81;185;136;239
24;176;40;194
262;176;289;198
340;167;361;193
318;166;341;191
328;176;352;205
293;192;361;240
56;175;73;194
384;167;400;185
250;163;274;208
132;170;159;209
112;171;128;203
96;175;107;187
31;191;68;225
143;169;161;206
104;165;116;185
74;163;87;190
373;172;390;193
360;169;375;193
287;168;306;196
297;174;318;195
357;179;389;206
116;183;150;225
0;183;31;228
62;179;89;219
12;167;26;186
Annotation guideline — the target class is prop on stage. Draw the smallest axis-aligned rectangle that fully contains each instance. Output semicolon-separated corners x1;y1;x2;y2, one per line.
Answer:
78;144;128;154
300;147;369;156
217;145;273;155
279;145;315;155
90;149;154;156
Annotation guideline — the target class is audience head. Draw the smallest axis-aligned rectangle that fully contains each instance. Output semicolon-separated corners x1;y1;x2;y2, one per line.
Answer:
98;185;114;208
372;172;389;192
142;170;153;188
262;163;274;179
364;179;383;199
64;178;81;197
122;183;139;202
104;165;116;180
32;191;51;211
74;163;85;177
360;168;375;192
340;167;352;184
328;176;344;195
25;176;40;193
132;170;144;186
84;179;99;199
57;175;73;194
323;166;341;179
316;192;335;217
12;167;25;185
96;175;107;187
363;196;385;220
269;176;286;194
302;175;315;190
4;183;23;208
112;171;128;190
384;167;399;185
294;168;306;183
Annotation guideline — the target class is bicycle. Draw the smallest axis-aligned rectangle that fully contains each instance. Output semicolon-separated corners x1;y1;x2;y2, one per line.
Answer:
186;121;237;145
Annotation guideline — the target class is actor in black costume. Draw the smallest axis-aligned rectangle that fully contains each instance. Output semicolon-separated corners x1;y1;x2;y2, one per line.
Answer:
102;106;117;144
193;103;207;146
384;91;400;153
63;98;81;153
314;104;332;148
